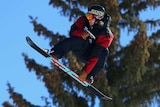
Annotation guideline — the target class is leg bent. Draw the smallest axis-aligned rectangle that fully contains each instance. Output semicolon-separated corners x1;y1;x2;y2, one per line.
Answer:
51;37;86;59
87;49;108;80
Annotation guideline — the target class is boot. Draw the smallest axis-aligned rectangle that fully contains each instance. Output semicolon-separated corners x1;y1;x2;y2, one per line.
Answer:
41;48;58;59
86;76;94;84
49;50;59;60
78;70;88;82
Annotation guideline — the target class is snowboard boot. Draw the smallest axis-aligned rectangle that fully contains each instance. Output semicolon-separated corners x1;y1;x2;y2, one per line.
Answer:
42;48;58;60
86;76;94;84
49;50;59;60
78;70;88;82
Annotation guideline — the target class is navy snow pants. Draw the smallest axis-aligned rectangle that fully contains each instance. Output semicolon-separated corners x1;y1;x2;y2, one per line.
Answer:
52;36;108;79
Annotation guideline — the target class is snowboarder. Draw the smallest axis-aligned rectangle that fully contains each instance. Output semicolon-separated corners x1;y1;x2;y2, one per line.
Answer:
49;5;114;84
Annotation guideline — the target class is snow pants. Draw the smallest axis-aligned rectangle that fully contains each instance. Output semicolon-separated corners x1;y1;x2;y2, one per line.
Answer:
51;36;108;79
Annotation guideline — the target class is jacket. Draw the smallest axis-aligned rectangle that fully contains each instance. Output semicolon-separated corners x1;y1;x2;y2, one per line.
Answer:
70;16;114;74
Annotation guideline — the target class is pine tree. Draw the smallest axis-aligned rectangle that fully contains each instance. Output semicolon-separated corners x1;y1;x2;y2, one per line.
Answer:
3;0;160;107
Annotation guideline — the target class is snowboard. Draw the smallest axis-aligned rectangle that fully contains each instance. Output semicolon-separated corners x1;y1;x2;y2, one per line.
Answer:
26;36;112;100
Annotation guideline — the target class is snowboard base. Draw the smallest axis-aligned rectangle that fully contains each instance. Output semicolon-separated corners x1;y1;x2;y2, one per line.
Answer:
26;36;112;100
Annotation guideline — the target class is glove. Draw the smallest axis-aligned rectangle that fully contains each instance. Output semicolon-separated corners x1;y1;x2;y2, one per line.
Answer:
78;70;88;82
106;27;113;35
81;31;90;40
95;14;111;29
103;14;112;27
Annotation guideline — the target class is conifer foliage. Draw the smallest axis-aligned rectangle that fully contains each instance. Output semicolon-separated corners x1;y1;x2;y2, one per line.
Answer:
3;0;160;107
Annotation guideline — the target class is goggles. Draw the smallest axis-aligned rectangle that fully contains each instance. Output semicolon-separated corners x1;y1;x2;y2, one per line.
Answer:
86;13;103;21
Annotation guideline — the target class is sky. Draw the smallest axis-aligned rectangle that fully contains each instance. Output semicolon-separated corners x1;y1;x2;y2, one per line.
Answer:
0;0;160;107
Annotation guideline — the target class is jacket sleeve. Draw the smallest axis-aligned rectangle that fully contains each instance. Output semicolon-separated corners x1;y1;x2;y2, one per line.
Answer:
70;17;86;37
84;33;114;74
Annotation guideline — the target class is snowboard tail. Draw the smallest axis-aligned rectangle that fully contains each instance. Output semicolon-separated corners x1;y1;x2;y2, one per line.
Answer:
26;36;112;100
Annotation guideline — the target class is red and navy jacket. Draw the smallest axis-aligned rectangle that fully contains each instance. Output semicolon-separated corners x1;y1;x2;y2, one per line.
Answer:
70;16;114;74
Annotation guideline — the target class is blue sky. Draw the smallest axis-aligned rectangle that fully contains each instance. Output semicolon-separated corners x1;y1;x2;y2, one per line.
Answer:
0;0;159;107
0;0;72;106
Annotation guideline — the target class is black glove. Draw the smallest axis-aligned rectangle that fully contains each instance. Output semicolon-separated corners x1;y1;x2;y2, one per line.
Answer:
103;14;112;27
95;14;111;29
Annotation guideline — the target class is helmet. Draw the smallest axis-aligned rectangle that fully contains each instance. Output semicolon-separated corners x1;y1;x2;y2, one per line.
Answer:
88;5;106;20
